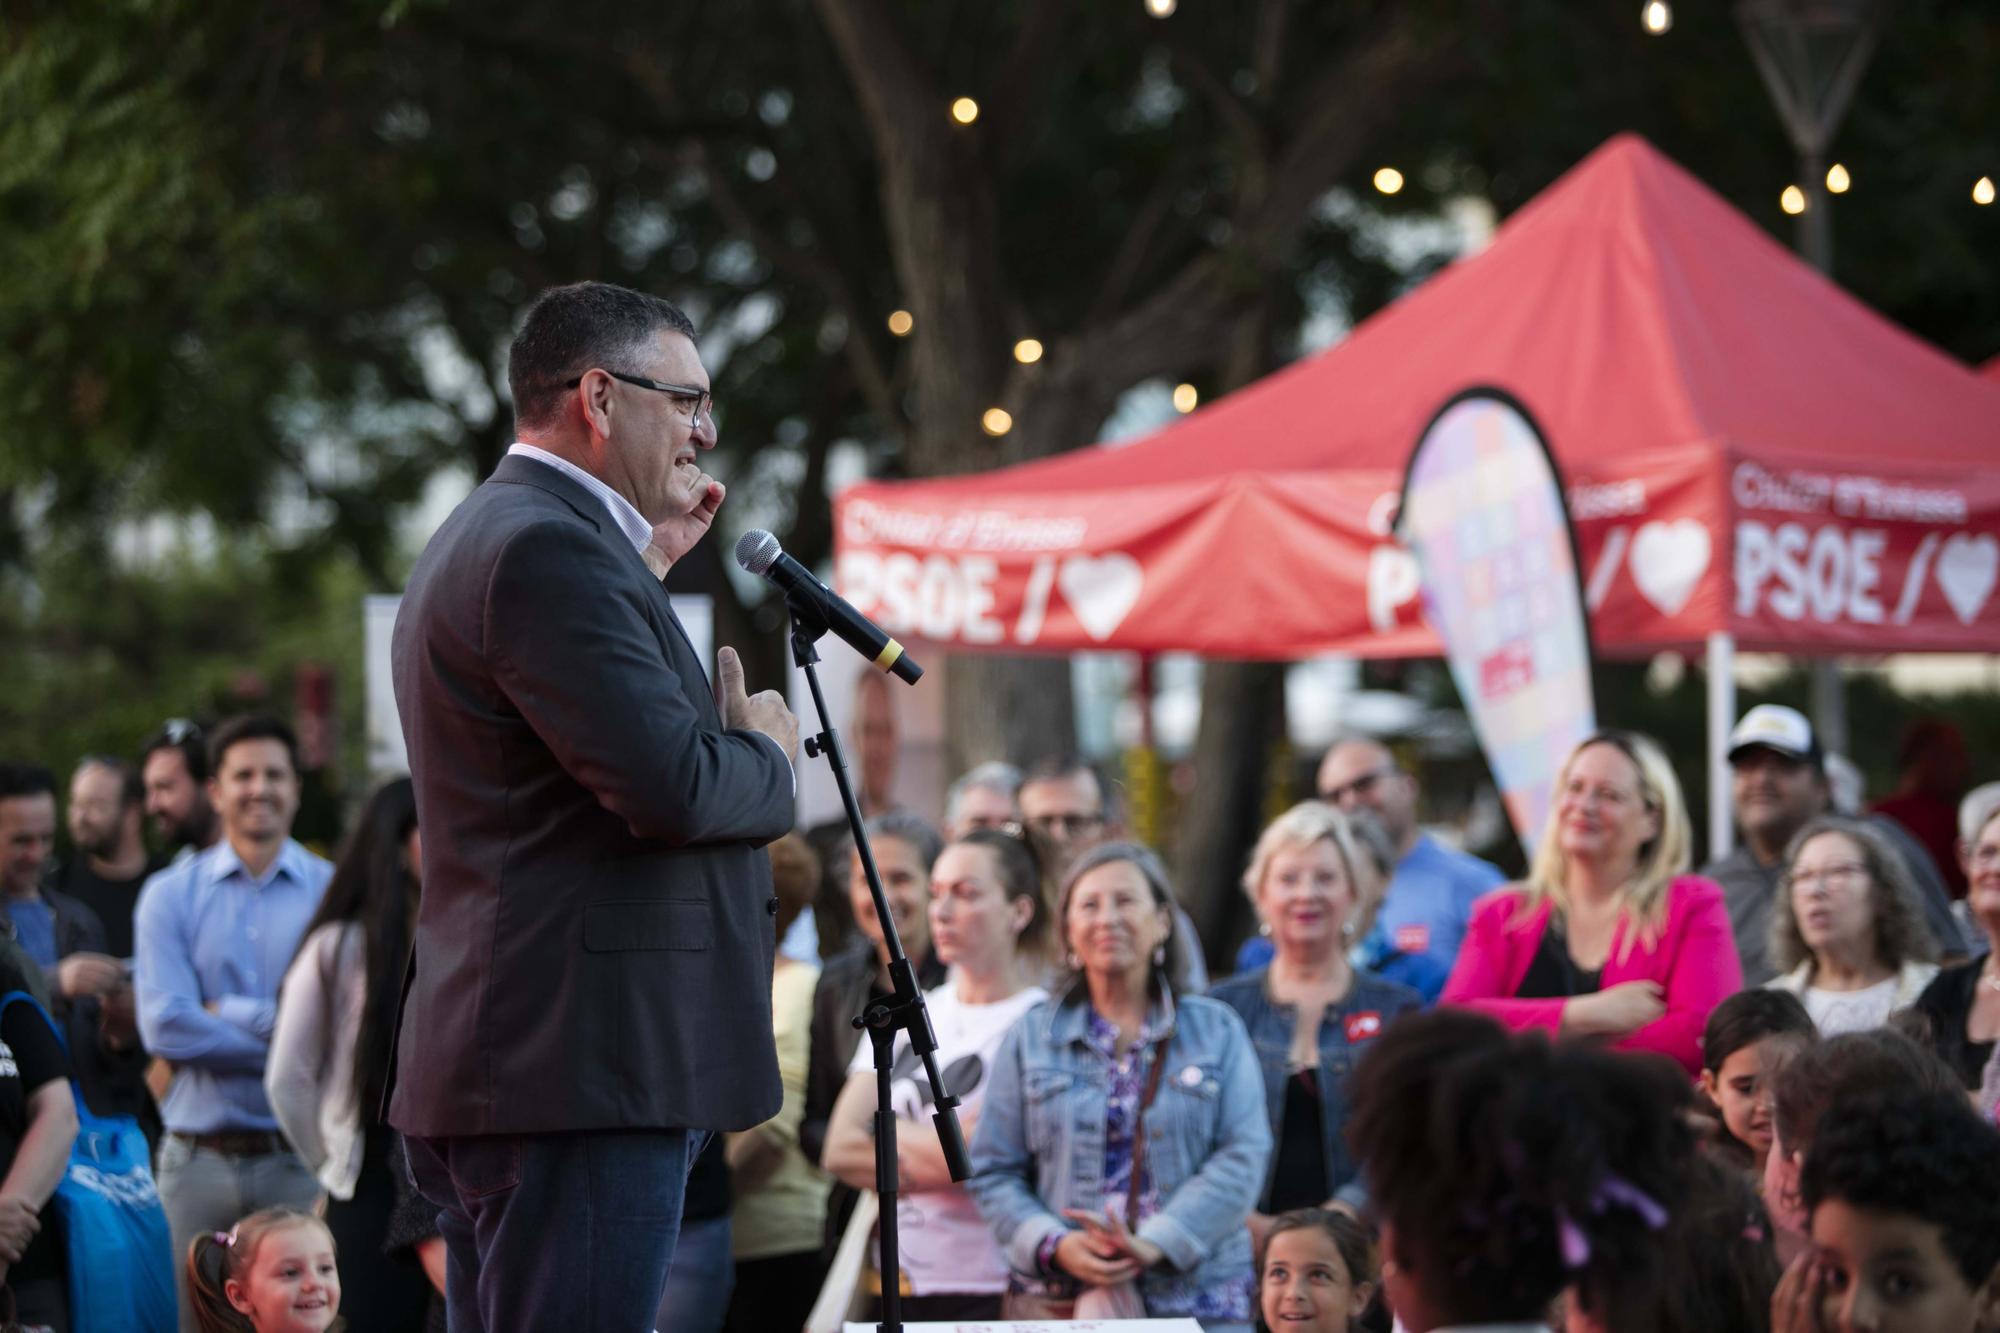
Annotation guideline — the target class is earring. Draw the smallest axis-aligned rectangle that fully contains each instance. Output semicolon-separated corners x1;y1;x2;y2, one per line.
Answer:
1065;951;1080;970
1152;944;1167;967
1341;919;1357;942
1257;920;1272;937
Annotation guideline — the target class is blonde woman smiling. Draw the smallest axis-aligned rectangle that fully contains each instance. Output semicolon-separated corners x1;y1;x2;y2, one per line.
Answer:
1442;730;1741;1074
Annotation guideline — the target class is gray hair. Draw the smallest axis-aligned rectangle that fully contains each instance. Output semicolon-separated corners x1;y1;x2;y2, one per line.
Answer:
1772;815;1938;974
1056;840;1186;993
508;282;697;430
1959;782;2000;847
945;762;1021;823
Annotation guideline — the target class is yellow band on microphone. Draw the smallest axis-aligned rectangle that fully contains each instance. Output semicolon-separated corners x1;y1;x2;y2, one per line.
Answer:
874;640;905;673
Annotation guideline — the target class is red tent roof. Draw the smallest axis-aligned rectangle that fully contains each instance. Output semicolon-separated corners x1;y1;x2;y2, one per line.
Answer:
883;134;1997;493
836;134;2000;656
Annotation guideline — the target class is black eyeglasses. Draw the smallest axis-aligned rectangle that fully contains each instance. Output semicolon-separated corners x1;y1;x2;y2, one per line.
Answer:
565;370;714;425
1024;812;1105;837
1318;766;1395;806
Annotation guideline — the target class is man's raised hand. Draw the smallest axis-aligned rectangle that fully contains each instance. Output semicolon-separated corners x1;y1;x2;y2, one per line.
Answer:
646;464;726;571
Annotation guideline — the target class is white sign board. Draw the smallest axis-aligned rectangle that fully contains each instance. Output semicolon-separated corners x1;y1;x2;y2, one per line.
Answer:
364;595;407;778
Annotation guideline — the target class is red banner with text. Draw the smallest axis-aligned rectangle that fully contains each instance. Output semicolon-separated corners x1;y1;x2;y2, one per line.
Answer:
832;448;2000;660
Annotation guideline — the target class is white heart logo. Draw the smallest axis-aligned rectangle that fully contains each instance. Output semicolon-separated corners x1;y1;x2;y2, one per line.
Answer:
1935;533;1998;626
1057;554;1144;641
1629;519;1710;618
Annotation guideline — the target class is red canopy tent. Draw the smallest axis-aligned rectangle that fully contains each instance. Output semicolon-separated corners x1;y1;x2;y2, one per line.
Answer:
834;133;2000;844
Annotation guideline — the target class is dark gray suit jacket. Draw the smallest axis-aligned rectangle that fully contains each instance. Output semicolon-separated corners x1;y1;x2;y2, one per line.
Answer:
389;453;793;1136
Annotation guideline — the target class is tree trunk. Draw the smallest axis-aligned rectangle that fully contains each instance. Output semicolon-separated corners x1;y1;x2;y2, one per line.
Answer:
944;652;1076;777
1172;660;1288;953
1168;297;1286;961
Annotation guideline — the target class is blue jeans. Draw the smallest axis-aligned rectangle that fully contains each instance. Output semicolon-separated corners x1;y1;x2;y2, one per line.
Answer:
406;1129;701;1333
655;1214;733;1332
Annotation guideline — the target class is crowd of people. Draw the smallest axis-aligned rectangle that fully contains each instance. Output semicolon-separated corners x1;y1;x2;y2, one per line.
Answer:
0;699;1997;1332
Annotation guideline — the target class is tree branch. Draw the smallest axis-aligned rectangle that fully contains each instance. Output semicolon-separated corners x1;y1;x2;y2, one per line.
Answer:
808;0;940;160
1244;13;1451;249
1083;155;1199;326
983;0;1073;165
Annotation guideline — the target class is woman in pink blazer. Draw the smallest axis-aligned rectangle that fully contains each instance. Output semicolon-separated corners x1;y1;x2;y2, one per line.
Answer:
1442;730;1742;1075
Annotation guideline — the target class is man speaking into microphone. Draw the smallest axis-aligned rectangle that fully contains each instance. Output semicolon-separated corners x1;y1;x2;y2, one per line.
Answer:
390;281;799;1331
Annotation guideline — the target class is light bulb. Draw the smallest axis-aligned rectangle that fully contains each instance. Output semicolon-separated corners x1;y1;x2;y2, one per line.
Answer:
1976;177;1996;206
1641;2;1673;35
1826;163;1851;194
1172;383;1198;413
1013;339;1044;365
950;97;980;125
1373;167;1404;195
1145;0;1177;15
1780;185;1807;216
887;310;914;336
982;408;1013;436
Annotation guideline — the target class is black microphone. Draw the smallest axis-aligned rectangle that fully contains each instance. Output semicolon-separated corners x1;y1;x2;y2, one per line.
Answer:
735;530;924;685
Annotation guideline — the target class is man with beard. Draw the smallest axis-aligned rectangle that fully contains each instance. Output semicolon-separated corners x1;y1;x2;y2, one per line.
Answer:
57;757;168;1149
0;762;119;1006
56;756;160;958
139;719;220;859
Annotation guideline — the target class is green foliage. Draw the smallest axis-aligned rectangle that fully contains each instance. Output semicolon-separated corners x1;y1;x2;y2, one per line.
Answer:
0;0;1992;817
0;530;368;846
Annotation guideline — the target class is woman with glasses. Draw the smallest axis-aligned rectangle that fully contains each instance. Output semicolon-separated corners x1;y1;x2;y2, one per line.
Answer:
1441;730;1742;1075
1911;795;2000;1088
1764;816;1938;1035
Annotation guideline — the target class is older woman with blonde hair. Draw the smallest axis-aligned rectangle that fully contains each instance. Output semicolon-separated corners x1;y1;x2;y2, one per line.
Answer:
1210;802;1420;1250
1765;815;1938;1035
1441;730;1742;1074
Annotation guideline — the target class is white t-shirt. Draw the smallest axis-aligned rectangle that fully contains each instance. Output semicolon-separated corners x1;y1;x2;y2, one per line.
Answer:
1803;976;1900;1036
847;977;1047;1295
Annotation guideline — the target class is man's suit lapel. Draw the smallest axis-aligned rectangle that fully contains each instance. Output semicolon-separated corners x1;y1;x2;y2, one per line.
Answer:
641;565;722;730
495;453;721;729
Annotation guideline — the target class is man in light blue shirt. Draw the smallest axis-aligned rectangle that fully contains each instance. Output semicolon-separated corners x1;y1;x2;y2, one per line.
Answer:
135;714;330;1327
1316;737;1505;977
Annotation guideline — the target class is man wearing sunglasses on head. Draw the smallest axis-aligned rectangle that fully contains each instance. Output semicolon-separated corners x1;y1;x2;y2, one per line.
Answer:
391;280;799;1332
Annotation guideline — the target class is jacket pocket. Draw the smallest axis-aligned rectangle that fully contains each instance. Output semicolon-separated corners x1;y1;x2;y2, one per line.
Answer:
582;899;714;952
1023;1067;1075;1147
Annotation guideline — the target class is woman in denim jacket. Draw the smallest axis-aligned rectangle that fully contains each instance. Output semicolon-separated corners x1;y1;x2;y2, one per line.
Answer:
1209;802;1421;1254
969;842;1270;1327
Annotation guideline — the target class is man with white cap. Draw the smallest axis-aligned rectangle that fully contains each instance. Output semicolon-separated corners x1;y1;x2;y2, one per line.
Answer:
1701;704;1962;984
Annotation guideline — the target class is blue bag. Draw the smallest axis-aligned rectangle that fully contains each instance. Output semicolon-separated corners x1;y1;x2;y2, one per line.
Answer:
0;991;174;1333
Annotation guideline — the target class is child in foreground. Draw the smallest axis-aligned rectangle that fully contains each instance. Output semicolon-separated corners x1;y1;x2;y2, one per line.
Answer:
187;1207;342;1333
1257;1208;1375;1333
1772;1086;2000;1333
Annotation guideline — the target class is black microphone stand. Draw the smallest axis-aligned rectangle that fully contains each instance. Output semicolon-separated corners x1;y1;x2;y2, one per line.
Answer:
784;590;969;1333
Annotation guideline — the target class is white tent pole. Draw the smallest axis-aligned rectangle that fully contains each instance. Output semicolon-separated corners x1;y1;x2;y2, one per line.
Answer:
1707;631;1736;858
